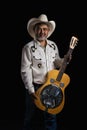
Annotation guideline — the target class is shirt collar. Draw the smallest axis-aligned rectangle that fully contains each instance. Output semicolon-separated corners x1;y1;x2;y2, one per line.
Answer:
34;39;48;48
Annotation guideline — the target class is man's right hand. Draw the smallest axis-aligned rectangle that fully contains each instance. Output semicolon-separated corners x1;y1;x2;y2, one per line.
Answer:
30;93;38;102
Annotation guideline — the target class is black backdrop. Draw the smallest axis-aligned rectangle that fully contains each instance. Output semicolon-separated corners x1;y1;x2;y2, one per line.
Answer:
0;1;86;130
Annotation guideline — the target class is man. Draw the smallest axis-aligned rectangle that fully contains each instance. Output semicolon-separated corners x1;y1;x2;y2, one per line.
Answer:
21;14;68;130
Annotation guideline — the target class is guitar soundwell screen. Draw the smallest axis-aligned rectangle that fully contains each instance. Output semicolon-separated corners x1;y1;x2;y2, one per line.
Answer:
40;84;63;109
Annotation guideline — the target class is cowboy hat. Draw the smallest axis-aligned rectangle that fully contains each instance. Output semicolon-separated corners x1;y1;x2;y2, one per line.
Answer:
27;14;56;38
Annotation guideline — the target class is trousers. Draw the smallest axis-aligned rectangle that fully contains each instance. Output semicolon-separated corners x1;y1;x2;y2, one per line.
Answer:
22;83;57;130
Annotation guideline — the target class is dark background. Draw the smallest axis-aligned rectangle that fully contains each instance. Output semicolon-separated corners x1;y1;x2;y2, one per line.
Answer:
0;1;86;130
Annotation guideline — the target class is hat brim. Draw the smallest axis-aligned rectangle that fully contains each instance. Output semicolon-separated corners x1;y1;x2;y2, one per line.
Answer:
27;18;56;38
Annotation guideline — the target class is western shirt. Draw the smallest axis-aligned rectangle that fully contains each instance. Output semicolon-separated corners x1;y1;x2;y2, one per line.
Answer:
21;39;63;94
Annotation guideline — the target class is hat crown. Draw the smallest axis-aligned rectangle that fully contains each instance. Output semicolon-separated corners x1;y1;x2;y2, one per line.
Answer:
38;14;48;22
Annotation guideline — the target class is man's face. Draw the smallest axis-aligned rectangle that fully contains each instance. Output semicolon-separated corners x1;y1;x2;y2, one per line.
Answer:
34;23;50;41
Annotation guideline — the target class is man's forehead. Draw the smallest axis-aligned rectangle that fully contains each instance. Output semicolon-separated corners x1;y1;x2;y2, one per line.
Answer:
34;22;49;29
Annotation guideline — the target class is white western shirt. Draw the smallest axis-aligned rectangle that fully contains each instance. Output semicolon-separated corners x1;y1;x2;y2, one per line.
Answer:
21;39;63;94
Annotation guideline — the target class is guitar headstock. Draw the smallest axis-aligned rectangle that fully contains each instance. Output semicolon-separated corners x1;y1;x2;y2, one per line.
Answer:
69;36;78;49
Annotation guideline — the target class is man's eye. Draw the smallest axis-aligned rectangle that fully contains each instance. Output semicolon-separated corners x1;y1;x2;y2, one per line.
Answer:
44;28;48;31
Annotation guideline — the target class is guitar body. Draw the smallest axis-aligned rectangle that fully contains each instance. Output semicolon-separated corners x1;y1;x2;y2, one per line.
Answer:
34;69;70;114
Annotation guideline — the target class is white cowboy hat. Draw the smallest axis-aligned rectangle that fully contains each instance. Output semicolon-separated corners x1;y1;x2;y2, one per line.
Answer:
27;14;56;38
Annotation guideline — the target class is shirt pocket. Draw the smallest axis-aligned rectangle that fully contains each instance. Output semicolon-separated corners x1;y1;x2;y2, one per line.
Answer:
32;52;43;69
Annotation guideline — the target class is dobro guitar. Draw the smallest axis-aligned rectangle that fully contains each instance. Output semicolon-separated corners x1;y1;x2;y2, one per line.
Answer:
34;36;79;114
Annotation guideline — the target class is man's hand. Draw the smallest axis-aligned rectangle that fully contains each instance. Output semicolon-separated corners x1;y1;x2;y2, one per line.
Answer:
30;93;38;102
64;54;72;64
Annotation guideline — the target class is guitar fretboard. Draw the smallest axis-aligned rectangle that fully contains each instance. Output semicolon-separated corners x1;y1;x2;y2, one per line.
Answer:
57;48;73;81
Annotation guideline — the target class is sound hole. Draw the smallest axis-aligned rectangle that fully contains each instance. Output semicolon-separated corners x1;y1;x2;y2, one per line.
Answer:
40;84;63;109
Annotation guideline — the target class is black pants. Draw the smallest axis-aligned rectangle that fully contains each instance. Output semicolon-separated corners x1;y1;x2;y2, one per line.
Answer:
22;83;57;130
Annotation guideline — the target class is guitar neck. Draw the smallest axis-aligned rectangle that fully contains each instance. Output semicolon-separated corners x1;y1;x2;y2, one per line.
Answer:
56;36;78;82
57;48;73;82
